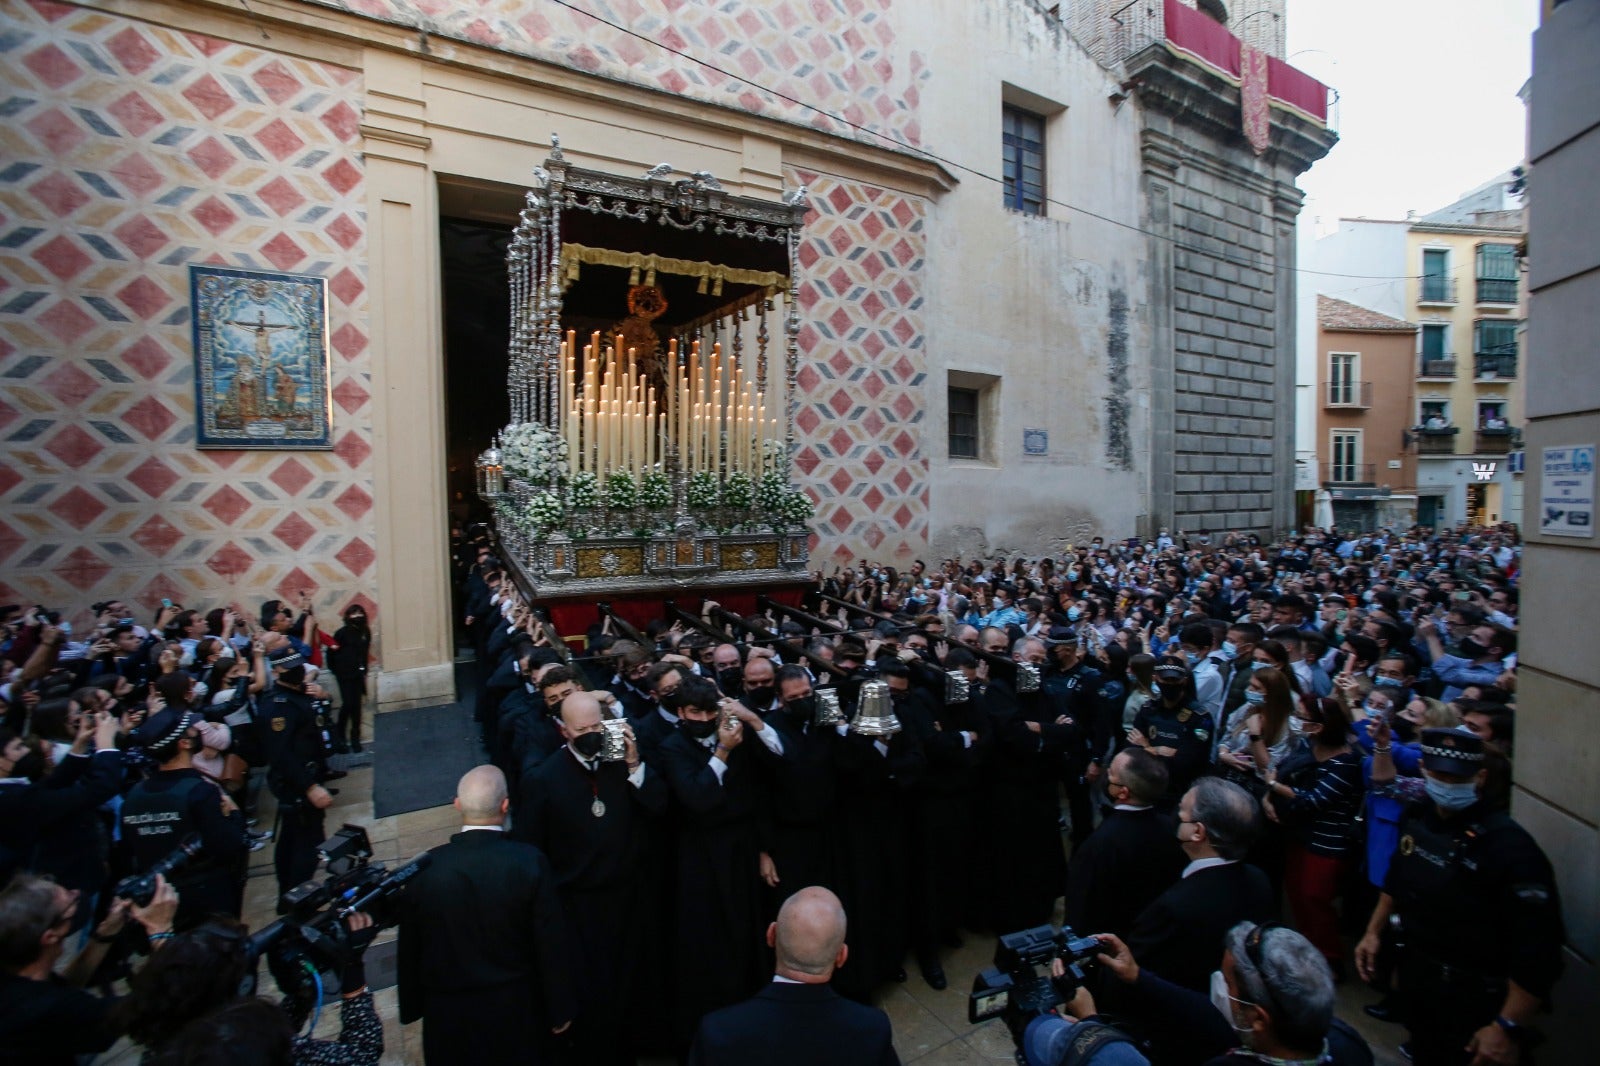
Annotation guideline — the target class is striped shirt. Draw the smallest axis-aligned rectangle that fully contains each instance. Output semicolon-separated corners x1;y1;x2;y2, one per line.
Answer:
1279;750;1364;856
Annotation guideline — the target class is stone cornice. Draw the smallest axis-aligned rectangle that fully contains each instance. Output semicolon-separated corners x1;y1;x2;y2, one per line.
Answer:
1125;45;1338;178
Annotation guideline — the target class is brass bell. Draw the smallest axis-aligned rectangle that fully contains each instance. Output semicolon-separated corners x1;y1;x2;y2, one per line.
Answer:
813;687;844;726
849;679;902;737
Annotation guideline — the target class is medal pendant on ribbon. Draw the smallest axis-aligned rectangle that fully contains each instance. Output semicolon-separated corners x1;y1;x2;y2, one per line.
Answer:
591;797;606;818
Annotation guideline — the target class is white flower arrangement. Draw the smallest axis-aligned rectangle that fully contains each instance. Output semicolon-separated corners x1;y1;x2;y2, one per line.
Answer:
762;437;790;476
639;470;673;511
686;471;719;510
525;491;563;531
755;471;788;514
603;471;638;510
721;471;754;510
499;422;570;486
779;488;814;526
569;471;600;510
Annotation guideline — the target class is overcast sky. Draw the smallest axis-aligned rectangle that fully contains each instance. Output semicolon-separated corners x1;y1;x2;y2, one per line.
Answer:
1287;0;1538;231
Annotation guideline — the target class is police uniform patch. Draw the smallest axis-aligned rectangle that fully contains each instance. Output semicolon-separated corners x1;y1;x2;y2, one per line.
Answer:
1177;708;1192;723
271;716;287;732
1399;834;1415;856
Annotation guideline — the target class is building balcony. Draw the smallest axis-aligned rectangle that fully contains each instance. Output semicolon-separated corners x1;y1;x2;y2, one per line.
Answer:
1415;426;1460;455
1475;426;1515;455
1475;278;1519;306
1419;358;1457;379
1323;462;1376;485
1418;277;1458;305
1475;354;1518;380
1324;381;1372;409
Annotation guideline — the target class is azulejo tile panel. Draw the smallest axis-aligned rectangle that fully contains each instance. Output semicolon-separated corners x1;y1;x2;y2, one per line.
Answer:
306;0;927;149
0;0;376;622
785;167;929;567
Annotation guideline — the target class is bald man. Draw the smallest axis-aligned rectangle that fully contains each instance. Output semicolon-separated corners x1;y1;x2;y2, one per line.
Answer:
688;887;899;1066
512;693;666;1064
397;765;576;1066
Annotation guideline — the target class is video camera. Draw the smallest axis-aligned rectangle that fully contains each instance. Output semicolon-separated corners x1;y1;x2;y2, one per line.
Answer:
114;834;203;907
969;924;1107;1050
245;825;431;1004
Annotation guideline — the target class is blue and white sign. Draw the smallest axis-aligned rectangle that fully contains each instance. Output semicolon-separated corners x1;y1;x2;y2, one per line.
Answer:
1023;428;1048;456
1540;444;1595;538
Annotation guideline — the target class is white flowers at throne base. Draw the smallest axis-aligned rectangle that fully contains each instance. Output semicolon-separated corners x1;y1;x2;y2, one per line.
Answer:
500;422;570;487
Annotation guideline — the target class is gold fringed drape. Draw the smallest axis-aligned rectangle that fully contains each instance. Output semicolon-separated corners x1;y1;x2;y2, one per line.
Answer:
560;244;789;298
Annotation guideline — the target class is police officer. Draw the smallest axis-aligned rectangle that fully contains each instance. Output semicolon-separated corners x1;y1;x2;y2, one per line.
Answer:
1356;728;1564;1065
1129;657;1216;807
260;647;335;897
1039;627;1102;847
120;702;248;928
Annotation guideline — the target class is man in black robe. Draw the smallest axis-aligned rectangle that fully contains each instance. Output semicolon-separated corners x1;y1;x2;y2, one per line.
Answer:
830;661;925;1001
901;649;990;989
654;675;783;1048
983;637;1071;933
513;692;667;1064
761;665;840;906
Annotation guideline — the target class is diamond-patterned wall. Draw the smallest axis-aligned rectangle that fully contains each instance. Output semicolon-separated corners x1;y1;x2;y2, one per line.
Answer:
786;167;928;567
0;0;375;623
310;0;926;148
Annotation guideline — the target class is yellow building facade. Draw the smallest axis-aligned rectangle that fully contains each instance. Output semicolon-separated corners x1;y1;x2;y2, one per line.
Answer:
1406;198;1525;528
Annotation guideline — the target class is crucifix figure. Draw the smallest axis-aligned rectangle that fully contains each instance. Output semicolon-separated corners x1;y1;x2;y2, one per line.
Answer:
223;309;296;421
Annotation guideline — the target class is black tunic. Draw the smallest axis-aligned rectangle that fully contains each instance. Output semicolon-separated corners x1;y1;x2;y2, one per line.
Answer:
1063;805;1184;939
761;706;840;904
655;728;773;1044
513;747;667;1062
984;679;1072;932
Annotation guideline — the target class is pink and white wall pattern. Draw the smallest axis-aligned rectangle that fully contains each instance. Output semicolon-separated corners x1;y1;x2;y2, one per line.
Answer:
0;0;376;621
312;0;927;148
786;168;929;566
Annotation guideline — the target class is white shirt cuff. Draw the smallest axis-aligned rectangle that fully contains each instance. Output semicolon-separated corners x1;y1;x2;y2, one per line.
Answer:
627;763;646;788
707;754;728;782
755;724;785;756
873;739;890;758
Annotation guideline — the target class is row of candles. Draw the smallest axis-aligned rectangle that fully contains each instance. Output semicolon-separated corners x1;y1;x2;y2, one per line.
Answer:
559;331;779;479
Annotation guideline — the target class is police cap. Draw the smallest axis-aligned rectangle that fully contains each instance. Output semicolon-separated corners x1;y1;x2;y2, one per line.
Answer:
128;706;200;751
1419;726;1486;777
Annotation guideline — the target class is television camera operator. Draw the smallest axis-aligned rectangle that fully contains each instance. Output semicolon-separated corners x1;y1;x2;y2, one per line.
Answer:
1016;924;1370;1066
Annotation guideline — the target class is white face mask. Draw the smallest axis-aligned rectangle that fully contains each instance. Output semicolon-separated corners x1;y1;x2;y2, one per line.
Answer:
1209;970;1257;1042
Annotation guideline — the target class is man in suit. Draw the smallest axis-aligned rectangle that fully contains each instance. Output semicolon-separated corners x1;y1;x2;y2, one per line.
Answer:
1124;777;1276;994
688;886;899;1066
397;765;575;1066
1064;747;1185;941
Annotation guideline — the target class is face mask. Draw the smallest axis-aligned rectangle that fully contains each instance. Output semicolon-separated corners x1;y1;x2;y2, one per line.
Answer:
1066;570;1078;582
744;685;775;708
8;751;45;781
571;731;606;760
1221;641;1238;660
1287;716;1308;735
1184;651;1201;666
1425;776;1479;811
1372;675;1403;688
1250;660;1269;672
658;689;681;712
786;695;816;720
1455;637;1488;659
716;667;743;694
1362;590;1375;603
1363;701;1390;718
1067;607;1081;622
1244;689;1266;705
1157;683;1186;701
679;717;717;740
1393;718;1418;743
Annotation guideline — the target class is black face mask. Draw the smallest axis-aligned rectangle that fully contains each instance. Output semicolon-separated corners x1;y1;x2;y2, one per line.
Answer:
1157;683;1186;702
716;667;743;695
679;717;717;740
1455;637;1488;659
786;696;817;720
744;685;775;708
347;615;367;627
572;732;605;759
658;689;681;712
279;665;306;689
1392;717;1418;743
890;690;910;705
